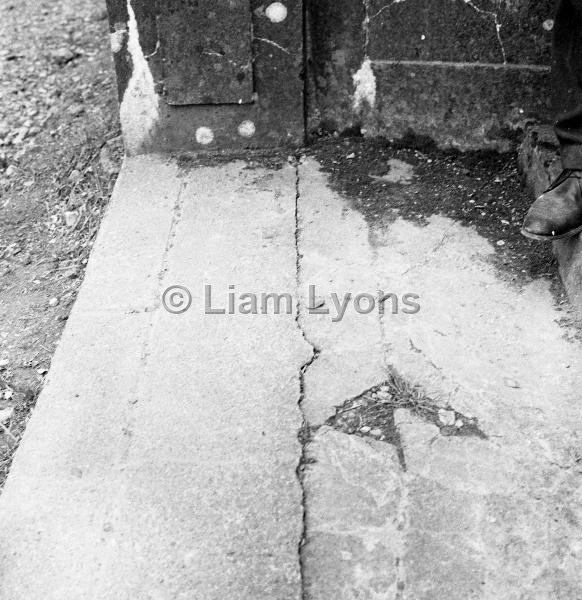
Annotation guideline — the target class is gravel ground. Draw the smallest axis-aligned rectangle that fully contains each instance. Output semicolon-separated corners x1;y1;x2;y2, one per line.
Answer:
0;0;121;487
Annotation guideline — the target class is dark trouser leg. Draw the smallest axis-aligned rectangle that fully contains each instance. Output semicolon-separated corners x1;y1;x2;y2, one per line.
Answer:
554;0;582;169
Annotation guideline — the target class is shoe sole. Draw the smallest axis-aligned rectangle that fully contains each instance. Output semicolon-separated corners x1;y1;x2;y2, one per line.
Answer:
520;224;582;242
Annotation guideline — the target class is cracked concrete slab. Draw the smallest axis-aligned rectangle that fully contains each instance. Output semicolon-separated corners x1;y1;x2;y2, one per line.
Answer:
0;157;311;599
297;158;582;598
301;427;404;599
1;153;580;599
297;158;387;427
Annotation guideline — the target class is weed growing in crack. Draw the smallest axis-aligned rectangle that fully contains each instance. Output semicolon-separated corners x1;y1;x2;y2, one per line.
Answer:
326;373;487;470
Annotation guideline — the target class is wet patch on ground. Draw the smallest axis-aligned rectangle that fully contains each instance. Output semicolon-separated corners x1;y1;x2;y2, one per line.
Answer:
326;373;487;470
308;137;567;305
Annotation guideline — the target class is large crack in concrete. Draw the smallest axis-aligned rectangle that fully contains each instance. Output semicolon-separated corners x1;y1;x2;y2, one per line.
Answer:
293;156;321;600
291;148;582;598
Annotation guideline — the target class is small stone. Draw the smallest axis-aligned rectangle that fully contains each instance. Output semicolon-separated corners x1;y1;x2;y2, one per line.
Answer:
67;190;84;209
0;263;12;277
90;8;109;21
16;252;32;266
63;266;79;279
68;169;82;183
496;240;506;246
346;152;356;159
69;104;85;117
0;406;14;424
99;143;120;176
438;409;456;427
370;428;383;437
359;426;371;434
51;47;77;65
455;419;464;428
12;126;29;145
64;209;80;228
48;297;59;307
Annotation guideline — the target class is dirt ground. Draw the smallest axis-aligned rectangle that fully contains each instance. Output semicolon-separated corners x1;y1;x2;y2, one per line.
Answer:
0;0;121;486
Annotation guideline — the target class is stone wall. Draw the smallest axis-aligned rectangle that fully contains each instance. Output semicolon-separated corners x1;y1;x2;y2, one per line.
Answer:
308;0;556;150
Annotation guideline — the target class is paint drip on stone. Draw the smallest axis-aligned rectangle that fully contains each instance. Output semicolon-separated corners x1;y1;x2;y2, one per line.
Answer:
110;23;127;54
120;0;160;155
352;58;376;113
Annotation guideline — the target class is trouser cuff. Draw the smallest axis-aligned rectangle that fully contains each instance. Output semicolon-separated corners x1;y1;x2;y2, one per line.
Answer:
560;144;582;170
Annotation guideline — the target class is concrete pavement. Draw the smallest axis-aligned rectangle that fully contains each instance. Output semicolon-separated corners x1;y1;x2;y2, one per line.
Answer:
298;158;582;599
0;156;311;599
0;154;580;599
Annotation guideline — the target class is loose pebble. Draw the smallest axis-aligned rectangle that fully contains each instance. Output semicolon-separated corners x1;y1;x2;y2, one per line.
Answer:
438;409;456;427
0;406;15;424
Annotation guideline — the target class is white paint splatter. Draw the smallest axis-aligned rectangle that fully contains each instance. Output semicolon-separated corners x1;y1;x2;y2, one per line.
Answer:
238;120;256;138
110;25;127;54
195;127;214;145
265;2;288;23
119;0;160;155
353;58;376;112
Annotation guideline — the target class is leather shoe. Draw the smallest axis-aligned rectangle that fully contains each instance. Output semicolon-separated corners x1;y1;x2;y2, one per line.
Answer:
521;170;582;241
